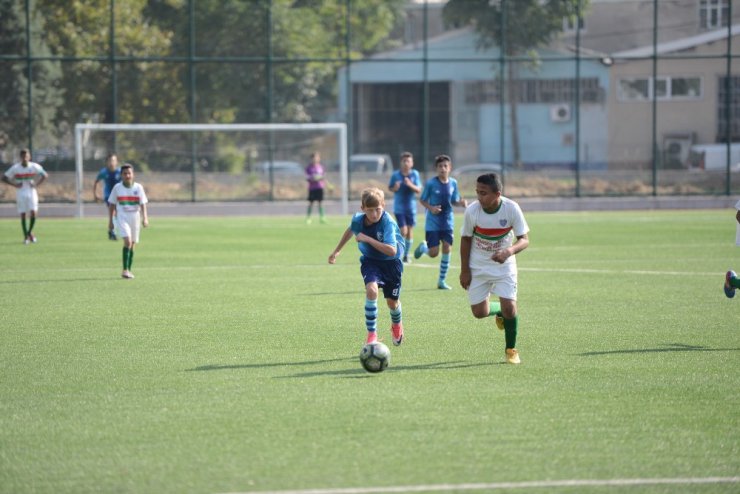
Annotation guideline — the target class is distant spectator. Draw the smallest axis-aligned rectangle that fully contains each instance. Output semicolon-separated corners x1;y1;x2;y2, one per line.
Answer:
305;151;327;224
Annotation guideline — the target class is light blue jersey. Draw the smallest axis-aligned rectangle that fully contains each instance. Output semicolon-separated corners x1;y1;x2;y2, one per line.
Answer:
388;169;421;215
350;211;405;261
420;176;461;232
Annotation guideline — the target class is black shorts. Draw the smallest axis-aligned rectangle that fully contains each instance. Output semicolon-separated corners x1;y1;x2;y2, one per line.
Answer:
308;188;324;202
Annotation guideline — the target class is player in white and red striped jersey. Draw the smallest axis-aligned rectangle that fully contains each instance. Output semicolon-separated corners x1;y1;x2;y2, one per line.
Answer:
108;164;149;279
2;148;48;244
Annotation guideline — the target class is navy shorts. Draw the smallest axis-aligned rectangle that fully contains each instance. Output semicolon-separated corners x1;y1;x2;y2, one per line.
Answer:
360;257;403;300
394;213;416;229
425;230;454;248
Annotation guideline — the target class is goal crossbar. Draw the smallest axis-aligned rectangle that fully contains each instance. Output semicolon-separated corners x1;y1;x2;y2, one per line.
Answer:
74;122;349;217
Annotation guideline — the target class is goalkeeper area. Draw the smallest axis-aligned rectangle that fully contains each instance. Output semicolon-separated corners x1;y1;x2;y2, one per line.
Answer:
73;123;356;217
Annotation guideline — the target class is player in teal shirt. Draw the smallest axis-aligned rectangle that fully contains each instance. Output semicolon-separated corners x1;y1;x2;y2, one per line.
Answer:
415;154;467;289
329;187;406;346
388;152;421;263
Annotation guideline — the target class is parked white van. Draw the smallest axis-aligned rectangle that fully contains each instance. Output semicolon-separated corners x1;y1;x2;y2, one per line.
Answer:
687;144;740;171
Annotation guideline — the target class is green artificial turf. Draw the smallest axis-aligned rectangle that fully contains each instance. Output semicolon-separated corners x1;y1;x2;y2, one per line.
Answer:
0;210;737;494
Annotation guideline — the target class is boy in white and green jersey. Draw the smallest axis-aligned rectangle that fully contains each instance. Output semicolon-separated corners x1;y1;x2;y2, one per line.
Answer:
108;164;149;279
1;148;48;244
460;173;529;364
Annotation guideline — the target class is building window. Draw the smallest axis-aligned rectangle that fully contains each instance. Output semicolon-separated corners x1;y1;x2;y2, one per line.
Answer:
464;78;604;104
699;0;729;29
617;77;701;101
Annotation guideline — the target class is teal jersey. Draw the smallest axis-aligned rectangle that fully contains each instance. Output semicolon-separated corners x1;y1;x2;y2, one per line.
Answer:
388;169;421;215
350;211;405;261
420;176;461;232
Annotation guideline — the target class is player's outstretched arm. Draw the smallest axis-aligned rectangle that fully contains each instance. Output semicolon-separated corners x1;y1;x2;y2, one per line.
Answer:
328;228;353;264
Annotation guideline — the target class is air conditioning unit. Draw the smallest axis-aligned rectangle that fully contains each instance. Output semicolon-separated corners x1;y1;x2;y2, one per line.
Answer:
550;104;571;123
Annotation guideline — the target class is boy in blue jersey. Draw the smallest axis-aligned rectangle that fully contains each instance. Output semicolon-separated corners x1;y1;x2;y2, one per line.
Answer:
328;187;406;346
93;153;122;240
389;152;421;263
414;154;468;290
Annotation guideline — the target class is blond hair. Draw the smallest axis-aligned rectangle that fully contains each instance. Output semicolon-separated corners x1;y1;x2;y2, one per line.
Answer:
361;187;385;208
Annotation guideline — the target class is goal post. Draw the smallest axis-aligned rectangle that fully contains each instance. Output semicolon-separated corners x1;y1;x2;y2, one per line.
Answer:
74;122;349;218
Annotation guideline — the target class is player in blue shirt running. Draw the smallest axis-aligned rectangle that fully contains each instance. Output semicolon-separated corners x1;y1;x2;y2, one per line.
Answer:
93;153;122;240
328;187;406;346
388;152;421;263
414;154;467;290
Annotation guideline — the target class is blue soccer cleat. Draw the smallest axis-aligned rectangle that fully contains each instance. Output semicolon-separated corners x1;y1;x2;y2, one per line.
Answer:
414;241;427;259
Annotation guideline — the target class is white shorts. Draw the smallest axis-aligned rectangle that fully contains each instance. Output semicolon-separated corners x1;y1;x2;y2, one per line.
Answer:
16;188;39;214
115;212;142;243
467;270;518;305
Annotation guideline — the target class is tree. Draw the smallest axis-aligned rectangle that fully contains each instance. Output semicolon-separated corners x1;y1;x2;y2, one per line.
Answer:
443;0;589;167
0;0;64;159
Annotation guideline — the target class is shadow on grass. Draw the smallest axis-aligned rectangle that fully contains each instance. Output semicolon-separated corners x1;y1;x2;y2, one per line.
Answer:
579;342;740;356
185;357;354;372
306;287;456;297
277;360;494;379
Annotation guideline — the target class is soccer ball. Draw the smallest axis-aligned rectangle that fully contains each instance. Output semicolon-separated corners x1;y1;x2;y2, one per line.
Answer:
359;342;391;373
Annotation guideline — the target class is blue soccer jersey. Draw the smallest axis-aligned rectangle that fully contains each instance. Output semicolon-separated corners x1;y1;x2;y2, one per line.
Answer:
96;166;122;201
389;169;421;215
350;211;405;261
420;176;461;232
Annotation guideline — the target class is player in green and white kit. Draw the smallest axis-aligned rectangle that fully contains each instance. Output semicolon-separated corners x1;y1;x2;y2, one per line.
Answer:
2;148;48;244
460;173;529;364
108;164;149;279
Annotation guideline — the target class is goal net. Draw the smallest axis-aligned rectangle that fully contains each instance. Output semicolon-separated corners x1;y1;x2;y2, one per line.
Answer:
73;123;349;217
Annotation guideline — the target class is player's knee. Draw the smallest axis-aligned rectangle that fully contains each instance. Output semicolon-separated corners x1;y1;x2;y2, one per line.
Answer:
471;306;488;319
365;284;378;299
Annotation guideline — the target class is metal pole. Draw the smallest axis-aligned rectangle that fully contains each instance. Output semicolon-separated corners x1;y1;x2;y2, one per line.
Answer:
25;0;32;151
110;0;118;150
650;0;658;196
574;0;582;197
499;1;506;181
75;126;84;217
724;2;733;195
345;0;353;204
422;0;429;173
267;0;275;201
189;0;197;201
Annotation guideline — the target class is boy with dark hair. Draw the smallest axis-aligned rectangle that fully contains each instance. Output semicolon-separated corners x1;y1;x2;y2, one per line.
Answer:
389;151;421;263
460;173;529;364
2;148;48;244
108;164;149;279
415;154;467;289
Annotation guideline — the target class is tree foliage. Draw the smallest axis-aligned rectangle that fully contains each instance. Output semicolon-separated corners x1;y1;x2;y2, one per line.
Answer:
0;0;406;158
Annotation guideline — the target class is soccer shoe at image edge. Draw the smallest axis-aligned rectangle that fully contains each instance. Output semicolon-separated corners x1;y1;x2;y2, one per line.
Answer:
724;270;737;299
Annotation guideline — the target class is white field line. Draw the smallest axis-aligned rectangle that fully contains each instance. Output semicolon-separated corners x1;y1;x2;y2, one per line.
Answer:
219;477;740;494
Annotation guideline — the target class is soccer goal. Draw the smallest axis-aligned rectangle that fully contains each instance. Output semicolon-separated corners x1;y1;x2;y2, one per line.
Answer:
74;122;349;217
